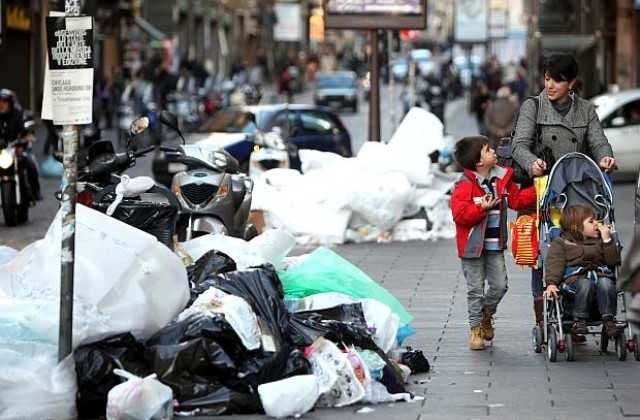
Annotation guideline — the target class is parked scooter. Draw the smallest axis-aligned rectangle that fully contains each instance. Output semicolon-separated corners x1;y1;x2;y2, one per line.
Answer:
154;111;257;241
73;116;181;249
0;127;34;226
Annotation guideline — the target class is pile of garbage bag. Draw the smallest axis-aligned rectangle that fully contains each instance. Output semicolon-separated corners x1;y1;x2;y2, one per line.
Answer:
0;206;430;419
251;107;458;246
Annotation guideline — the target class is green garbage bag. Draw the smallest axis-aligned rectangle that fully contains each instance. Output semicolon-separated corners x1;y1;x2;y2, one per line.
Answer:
277;247;413;325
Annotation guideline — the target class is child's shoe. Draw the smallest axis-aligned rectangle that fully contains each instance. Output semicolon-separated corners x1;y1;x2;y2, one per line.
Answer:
469;326;485;350
602;315;619;336
572;318;588;334
481;311;494;341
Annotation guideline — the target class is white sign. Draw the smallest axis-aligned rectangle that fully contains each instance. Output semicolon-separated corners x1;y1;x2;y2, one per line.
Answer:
274;3;301;42
454;0;488;43
44;15;94;125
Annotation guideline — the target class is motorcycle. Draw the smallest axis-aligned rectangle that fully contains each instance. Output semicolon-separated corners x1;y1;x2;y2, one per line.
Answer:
0;118;37;226
248;127;291;178
153;112;257;242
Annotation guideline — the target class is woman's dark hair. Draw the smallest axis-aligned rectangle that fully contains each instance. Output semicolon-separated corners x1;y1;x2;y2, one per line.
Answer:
454;135;489;171
543;53;578;83
560;204;595;233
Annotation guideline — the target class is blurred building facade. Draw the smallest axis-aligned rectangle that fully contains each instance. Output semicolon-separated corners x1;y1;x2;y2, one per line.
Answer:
1;0;639;110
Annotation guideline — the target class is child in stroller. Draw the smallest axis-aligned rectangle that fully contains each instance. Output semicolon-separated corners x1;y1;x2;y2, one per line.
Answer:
534;152;636;361
543;204;620;336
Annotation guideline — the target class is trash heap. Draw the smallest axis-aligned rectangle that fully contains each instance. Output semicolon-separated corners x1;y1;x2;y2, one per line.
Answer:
0;205;430;419
251;107;458;245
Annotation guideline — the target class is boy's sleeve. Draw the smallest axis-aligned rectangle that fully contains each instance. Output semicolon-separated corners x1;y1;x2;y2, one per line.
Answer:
545;239;566;286
450;181;486;227
505;181;537;211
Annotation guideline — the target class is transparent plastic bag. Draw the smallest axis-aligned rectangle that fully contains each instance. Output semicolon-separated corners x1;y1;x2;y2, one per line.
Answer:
106;369;174;420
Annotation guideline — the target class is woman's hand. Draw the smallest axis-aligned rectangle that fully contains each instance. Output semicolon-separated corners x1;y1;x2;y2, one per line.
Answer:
531;159;547;176
599;156;616;173
544;284;559;298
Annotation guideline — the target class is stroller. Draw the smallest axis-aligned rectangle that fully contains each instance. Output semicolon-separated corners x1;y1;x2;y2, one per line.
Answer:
533;152;638;362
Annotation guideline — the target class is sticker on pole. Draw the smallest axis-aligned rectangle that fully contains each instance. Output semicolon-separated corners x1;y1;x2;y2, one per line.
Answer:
45;16;94;125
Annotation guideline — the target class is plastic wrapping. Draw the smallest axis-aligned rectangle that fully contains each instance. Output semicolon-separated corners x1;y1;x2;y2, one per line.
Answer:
106;369;173;420
0;352;77;420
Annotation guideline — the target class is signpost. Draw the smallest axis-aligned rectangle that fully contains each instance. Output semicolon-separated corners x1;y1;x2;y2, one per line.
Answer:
43;0;91;362
324;0;427;142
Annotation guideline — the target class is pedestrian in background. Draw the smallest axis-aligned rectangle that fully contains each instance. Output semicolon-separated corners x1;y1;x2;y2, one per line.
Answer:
471;82;492;136
484;86;518;150
511;53;616;335
451;135;537;350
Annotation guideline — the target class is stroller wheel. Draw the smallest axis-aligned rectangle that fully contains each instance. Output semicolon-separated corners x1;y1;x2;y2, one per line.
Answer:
615;334;627;361
564;333;575;362
532;325;543;353
633;334;640;361
600;327;609;353
547;328;558;362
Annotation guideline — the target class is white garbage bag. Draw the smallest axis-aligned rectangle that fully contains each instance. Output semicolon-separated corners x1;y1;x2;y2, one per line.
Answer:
106;369;174;420
0;204;190;344
258;375;319;418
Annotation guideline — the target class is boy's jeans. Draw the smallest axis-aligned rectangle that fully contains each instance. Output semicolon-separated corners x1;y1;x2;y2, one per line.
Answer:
461;251;509;328
570;277;617;319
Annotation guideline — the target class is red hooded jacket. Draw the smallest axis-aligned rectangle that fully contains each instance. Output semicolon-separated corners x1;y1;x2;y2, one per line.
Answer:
450;165;537;258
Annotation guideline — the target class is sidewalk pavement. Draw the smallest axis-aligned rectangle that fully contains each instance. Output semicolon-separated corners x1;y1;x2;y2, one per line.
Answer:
225;239;640;420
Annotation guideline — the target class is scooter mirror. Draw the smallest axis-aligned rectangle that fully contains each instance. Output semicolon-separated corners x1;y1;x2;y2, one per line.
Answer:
159;110;186;144
130;117;150;135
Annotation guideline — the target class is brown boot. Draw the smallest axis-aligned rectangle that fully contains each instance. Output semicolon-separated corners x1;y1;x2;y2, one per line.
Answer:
481;311;494;341
469;326;485;350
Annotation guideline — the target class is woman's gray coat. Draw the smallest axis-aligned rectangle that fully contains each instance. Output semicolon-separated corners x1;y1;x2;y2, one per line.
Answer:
511;90;614;176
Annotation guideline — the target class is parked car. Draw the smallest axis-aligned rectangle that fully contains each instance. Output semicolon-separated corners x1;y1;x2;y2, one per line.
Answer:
391;55;409;83
591;88;640;178
177;104;353;172
314;71;359;112
410;49;435;79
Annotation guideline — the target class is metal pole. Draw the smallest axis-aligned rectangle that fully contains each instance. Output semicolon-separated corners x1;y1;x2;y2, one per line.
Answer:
368;30;380;142
59;0;81;362
387;30;396;132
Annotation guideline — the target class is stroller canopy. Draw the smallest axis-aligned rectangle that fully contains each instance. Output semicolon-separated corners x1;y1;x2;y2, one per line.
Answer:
541;152;613;222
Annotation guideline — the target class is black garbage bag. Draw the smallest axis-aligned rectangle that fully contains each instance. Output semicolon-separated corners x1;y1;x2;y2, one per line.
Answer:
196;264;293;352
289;303;372;348
187;250;237;302
145;313;243;402
236;344;313;390
401;348;430;373
175;385;263;416
93;200;177;249
74;332;152;420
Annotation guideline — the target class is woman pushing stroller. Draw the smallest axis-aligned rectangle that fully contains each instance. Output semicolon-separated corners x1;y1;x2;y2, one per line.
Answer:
543;204;620;336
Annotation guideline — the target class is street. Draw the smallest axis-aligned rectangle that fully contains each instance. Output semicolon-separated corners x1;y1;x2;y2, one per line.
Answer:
2;83;637;254
2;83;640;420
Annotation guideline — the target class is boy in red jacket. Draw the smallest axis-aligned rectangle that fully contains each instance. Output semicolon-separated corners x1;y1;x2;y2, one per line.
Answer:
451;136;537;350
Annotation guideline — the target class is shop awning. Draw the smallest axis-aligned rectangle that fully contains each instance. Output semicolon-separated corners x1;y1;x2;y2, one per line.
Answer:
134;15;167;40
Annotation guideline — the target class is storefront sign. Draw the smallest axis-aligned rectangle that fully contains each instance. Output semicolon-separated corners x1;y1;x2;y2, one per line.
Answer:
44;16;94;125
